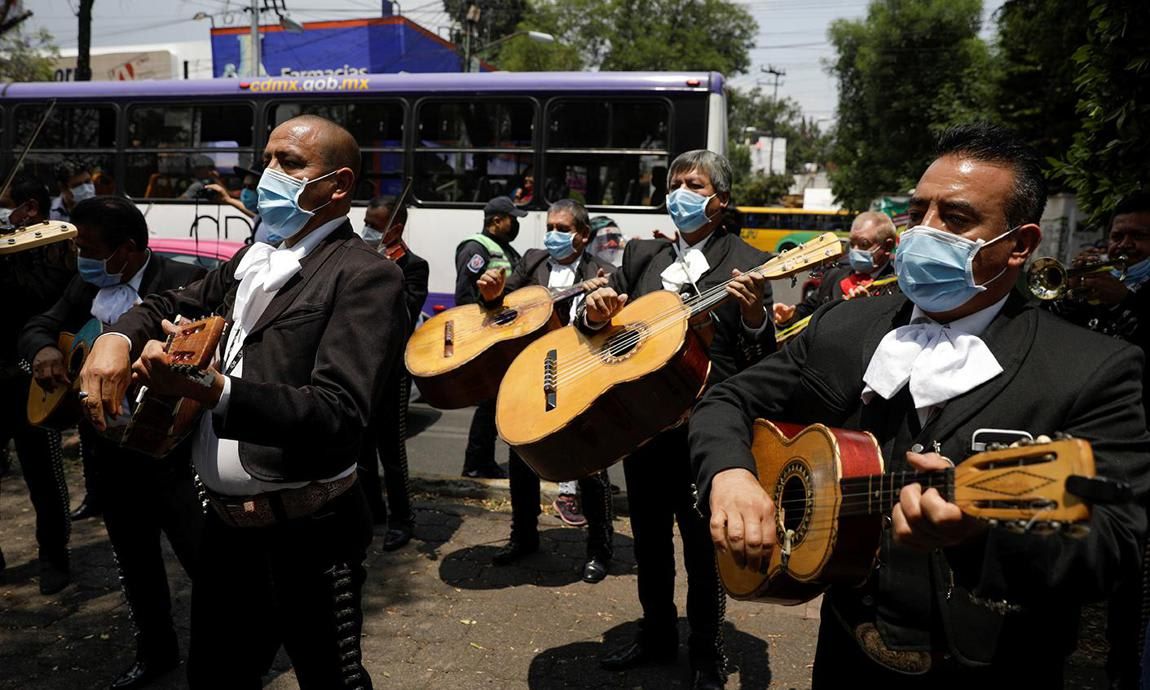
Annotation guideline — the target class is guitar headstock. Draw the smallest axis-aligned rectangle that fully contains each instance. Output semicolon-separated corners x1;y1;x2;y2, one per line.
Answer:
165;316;227;375
0;221;77;255
758;232;844;280
955;439;1096;533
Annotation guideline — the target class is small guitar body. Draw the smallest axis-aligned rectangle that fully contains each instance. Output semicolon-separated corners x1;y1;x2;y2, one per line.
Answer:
27;318;103;428
717;420;1097;605
497;290;710;482
406;285;561;409
105;316;226;458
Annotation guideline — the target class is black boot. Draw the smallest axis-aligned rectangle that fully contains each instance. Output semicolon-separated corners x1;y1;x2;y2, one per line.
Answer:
600;629;678;670
491;532;539;565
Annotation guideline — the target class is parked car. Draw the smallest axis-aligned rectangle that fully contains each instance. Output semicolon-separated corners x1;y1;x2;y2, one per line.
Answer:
150;238;245;270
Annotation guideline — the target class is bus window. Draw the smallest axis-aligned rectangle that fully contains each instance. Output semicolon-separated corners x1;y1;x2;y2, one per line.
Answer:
543;99;670;207
413;99;535;203
14;104;117;194
271;101;405;200
125;103;255;199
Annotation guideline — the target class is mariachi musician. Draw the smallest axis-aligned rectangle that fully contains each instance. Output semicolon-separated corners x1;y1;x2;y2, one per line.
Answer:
0;178;76;595
774;211;899;327
19;196;205;689
475;198;616;582
691;124;1150;688
359;194;429;551
578;150;775;689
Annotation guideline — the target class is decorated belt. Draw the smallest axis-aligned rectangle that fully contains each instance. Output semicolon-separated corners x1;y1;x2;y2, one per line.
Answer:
207;472;357;528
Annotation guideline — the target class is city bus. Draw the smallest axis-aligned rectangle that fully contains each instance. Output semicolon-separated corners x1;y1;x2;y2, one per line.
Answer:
1;71;727;313
738;206;855;254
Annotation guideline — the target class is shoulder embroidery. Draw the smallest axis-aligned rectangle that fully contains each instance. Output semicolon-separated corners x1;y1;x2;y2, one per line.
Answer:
467;253;487;273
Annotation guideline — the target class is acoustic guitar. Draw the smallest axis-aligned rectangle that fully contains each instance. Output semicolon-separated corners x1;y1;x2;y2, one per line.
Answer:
27;319;103;429
406;281;599;410
717;420;1110;605
496;233;844;482
103;316;226;458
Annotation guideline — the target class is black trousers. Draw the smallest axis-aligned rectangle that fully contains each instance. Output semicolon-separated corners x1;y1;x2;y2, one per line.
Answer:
622;425;725;666
463;398;501;473
81;426;203;658
358;368;413;526
187;482;374;690
0;370;70;566
508;453;614;560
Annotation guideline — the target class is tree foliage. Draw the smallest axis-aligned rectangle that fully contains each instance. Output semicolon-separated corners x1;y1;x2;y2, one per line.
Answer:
1051;0;1150;225
991;0;1090;183
443;0;528;48
826;0;991;211
0;26;56;82
489;0;757;75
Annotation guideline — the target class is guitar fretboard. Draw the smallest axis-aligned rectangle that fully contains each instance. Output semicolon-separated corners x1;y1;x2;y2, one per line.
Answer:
838;469;955;517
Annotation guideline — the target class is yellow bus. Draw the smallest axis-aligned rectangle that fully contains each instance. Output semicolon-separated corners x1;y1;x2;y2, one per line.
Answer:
738;206;855;254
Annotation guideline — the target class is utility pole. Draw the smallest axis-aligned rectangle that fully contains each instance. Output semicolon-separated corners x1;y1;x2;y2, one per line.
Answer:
761;65;786;175
249;0;261;77
76;0;95;81
462;4;481;72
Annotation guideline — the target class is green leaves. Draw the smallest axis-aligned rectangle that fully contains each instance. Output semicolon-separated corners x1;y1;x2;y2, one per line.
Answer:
0;27;57;82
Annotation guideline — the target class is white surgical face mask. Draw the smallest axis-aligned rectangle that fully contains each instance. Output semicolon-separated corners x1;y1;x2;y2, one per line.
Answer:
70;182;96;203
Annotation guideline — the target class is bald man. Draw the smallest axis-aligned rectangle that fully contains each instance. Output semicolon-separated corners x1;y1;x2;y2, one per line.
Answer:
775;211;899;326
80;115;406;689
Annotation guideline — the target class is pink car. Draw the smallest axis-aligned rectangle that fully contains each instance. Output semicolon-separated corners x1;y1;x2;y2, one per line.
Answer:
149;238;245;270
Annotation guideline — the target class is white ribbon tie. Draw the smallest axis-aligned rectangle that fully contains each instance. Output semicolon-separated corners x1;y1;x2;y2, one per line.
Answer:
91;284;141;324
661;245;710;292
862;320;1003;411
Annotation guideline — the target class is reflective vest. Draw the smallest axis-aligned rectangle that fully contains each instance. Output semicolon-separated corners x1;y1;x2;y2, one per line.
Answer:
460;233;512;277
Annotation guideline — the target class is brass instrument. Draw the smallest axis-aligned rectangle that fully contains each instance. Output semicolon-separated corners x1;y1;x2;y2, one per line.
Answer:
1026;255;1127;301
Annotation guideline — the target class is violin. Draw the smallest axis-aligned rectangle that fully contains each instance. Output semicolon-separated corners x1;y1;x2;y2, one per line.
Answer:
383;239;407;262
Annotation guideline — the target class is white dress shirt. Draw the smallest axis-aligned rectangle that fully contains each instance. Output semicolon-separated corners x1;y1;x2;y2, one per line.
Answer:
547;258;583;324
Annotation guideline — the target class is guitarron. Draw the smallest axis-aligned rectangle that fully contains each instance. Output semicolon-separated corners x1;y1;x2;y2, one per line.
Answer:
406;282;594;409
496;233;843;481
717;420;1102;605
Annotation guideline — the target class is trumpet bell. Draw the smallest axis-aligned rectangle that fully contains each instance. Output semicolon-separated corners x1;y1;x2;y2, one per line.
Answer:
1027;257;1067;301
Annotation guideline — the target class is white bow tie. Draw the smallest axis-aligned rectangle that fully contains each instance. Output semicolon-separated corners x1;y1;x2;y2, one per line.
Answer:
862;319;1003;411
231;243;302;331
661;245;709;292
91;284;140;324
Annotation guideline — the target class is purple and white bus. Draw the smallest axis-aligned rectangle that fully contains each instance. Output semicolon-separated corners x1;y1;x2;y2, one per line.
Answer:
2;71;727;313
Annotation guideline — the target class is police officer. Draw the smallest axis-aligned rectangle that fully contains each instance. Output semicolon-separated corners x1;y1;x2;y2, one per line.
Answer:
455;196;526;478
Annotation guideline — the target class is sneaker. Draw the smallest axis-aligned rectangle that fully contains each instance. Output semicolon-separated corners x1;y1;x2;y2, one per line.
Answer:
462;465;507;479
553;494;586;527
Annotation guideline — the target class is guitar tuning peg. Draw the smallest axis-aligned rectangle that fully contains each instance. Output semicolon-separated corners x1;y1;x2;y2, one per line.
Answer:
987;519;999;529
986;442;1009;451
1053;432;1074;440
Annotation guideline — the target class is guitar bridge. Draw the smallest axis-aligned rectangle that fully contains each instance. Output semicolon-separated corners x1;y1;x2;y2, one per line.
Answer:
443;320;454;358
543;348;557;411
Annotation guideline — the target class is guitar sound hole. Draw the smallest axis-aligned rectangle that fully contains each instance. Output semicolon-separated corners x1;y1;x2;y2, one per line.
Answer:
774;459;813;545
780;476;808;533
491;309;518;326
601;323;648;362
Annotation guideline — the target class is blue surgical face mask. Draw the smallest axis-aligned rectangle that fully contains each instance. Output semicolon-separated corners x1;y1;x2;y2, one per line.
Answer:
544;230;577;261
362;224;383;245
895;224;1017;313
666;188;718;233
848;247;876;274
71;182;96;203
77;249;126;288
257;167;337;241
240;188;258;212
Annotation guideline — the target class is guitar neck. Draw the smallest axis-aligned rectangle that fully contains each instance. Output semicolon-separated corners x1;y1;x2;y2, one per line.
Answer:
838;469;955;517
548;282;591;303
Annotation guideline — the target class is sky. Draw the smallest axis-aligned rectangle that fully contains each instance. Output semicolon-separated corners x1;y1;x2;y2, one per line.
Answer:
27;0;1006;124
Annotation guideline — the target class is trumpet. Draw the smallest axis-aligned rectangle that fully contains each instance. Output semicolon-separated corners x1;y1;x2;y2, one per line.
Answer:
1026;254;1127;301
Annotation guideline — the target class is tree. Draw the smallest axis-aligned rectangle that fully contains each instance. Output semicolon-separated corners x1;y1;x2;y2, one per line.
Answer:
495;0;757;76
991;0;1090;187
443;0;528;48
0;26;56;82
826;0;992;211
76;0;94;81
1051;0;1150;225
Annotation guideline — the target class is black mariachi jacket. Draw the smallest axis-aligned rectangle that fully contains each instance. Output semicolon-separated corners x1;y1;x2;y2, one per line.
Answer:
690;290;1150;670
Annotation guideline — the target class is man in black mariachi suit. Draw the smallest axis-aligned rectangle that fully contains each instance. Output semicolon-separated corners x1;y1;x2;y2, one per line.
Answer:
0;178;76;595
455;196;527;479
359;195;429;551
476;199;616;581
79;115;406;689
20;196;205;689
581;150;775;689
774;210;899;327
692;123;1150;688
